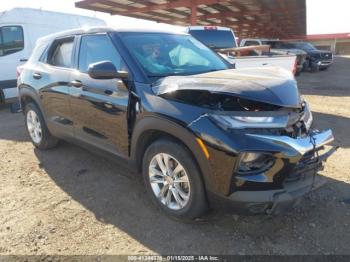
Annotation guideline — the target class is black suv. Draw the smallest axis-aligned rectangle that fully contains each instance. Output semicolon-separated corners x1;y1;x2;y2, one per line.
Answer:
283;42;333;72
18;27;336;220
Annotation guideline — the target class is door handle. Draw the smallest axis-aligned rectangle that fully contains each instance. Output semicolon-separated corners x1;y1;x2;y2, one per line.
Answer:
70;80;83;88
104;89;113;95
20;59;28;62
33;72;42;79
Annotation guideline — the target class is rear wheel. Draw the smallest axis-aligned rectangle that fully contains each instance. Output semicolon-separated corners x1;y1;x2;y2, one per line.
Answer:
142;139;208;221
24;102;58;149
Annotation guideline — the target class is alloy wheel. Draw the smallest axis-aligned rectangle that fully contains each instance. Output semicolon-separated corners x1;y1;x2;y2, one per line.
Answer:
148;153;191;210
26;110;42;144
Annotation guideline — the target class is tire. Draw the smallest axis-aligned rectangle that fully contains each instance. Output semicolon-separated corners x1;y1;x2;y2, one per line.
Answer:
24;102;58;150
310;62;320;72
142;139;208;221
302;61;309;72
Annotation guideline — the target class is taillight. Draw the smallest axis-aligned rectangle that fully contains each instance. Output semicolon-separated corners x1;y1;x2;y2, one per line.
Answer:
16;66;23;78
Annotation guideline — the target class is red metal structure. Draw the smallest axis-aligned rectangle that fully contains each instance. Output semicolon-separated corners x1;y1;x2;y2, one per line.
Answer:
75;0;306;39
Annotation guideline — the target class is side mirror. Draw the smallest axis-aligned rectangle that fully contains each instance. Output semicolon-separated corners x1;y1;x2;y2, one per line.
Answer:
88;60;128;80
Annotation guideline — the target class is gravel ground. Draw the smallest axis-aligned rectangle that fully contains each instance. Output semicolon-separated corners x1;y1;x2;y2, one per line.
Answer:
0;56;349;255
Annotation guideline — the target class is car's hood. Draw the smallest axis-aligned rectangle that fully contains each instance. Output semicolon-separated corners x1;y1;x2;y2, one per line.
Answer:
308;49;332;54
152;67;301;108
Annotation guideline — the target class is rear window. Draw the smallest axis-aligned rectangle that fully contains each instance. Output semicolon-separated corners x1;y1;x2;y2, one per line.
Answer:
48;38;74;68
188;29;237;49
0;26;24;57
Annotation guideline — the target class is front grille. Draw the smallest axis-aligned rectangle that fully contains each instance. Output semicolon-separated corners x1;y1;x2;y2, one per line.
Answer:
320;53;333;60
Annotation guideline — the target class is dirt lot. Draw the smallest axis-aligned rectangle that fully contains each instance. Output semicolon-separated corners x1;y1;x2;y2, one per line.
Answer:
0;56;350;255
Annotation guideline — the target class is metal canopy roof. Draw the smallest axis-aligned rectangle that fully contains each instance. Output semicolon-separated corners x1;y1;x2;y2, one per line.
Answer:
75;0;306;39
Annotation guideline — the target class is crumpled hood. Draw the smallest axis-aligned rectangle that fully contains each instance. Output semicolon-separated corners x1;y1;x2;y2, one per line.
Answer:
152;67;301;108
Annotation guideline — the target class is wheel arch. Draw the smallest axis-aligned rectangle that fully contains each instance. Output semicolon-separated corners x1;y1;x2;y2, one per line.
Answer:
19;85;43;114
130;116;214;193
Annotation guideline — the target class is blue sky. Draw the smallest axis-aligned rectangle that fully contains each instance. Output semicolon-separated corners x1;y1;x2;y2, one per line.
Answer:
1;0;350;35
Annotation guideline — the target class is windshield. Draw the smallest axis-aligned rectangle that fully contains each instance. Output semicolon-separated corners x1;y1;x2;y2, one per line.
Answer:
189;29;237;49
117;32;228;79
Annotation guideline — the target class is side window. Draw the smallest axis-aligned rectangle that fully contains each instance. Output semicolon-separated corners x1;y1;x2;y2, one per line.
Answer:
39;44;50;63
244;41;259;46
0;26;24;57
270;42;281;49
49;38;74;68
78;34;124;73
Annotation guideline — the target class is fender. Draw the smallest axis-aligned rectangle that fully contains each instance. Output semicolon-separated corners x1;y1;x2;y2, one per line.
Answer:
18;84;44;114
130;115;217;193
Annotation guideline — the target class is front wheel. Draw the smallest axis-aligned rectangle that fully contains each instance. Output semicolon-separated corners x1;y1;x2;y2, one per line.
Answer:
142;139;208;221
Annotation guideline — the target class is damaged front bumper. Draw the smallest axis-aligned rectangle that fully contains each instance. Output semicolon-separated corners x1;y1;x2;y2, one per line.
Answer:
226;129;337;214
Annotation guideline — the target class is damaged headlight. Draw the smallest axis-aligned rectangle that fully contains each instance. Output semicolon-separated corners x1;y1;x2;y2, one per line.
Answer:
209;114;289;129
238;152;275;174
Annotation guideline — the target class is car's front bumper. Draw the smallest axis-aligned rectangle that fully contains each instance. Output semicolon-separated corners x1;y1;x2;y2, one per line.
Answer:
189;113;336;213
312;59;333;68
224;129;336;214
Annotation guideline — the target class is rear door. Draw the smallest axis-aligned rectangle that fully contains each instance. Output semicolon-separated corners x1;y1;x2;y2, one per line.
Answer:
69;34;129;156
34;36;76;138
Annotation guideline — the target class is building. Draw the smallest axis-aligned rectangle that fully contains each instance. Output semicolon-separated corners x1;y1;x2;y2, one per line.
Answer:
306;33;350;54
75;0;307;39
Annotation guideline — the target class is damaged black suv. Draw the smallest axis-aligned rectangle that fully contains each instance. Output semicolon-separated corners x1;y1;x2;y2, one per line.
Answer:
18;27;336;220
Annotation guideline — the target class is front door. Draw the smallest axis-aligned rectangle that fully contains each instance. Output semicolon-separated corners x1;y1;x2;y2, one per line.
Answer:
69;34;130;156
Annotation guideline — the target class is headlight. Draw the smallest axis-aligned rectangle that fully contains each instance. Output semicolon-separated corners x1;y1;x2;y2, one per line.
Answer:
209;114;289;129
238;152;275;174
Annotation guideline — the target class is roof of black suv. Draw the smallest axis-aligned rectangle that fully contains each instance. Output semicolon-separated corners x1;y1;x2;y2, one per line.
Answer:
37;26;187;44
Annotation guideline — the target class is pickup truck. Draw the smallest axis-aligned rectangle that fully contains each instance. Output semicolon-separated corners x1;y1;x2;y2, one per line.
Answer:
240;39;308;74
280;42;333;71
186;26;298;75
